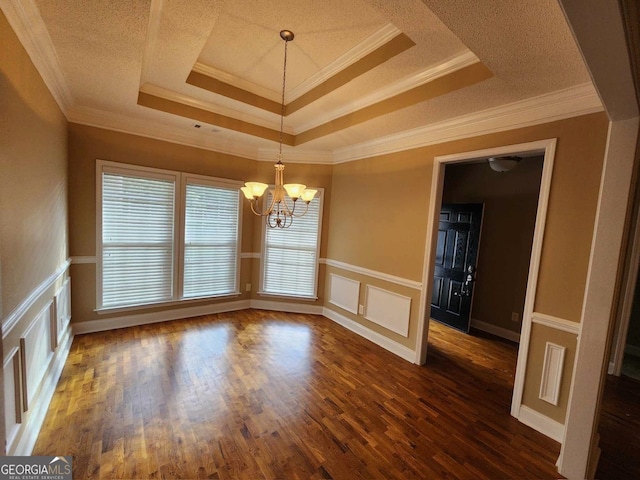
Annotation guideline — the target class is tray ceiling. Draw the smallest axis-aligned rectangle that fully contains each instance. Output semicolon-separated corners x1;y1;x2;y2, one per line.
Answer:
8;0;597;161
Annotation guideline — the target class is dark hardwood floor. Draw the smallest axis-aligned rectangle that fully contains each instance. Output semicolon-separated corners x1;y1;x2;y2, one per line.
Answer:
596;374;640;479
33;310;562;479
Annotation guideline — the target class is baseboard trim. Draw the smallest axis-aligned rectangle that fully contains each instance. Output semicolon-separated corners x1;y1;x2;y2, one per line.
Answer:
322;307;416;363
73;300;252;335
471;318;520;343
517;405;565;443
250;299;323;315
10;324;74;455
72;299;326;335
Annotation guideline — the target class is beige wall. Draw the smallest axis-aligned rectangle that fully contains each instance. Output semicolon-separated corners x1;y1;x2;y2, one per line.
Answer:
0;9;69;454
442;157;544;333
324;112;609;423
67;123;333;322
0;11;69;317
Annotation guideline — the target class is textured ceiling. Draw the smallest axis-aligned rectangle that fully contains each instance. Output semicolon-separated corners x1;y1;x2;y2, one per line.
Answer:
26;0;593;159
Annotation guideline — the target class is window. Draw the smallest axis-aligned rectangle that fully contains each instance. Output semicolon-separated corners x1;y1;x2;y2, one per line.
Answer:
261;190;323;298
97;161;241;310
183;182;239;298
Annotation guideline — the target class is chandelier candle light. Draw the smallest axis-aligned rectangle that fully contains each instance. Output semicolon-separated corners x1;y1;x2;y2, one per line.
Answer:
241;30;317;229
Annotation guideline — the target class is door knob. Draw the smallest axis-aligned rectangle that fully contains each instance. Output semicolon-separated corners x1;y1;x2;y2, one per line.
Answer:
459;265;476;297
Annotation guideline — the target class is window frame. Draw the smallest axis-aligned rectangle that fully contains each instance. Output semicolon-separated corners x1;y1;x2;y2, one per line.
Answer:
96;160;243;313
179;173;243;301
258;187;324;300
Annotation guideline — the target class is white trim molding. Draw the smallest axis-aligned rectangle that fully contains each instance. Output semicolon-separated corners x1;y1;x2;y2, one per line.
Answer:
561;117;639;478
3;346;22;450
2;259;71;339
287;24;404;103
539;342;566;406
531;312;580;335
249;300;323;315
328;274;360;315
470;319;520;343
364;285;411;337
296;50;479;133
322;307;415;362
333;84;601;163
73;300;252;335
322;258;422;290
74;299;326;336
518;405;565;443
67;105;267;161
0;0;73;114
10;324;73;455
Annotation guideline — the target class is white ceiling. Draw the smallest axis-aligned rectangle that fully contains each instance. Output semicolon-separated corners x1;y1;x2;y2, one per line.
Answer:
4;0;603;162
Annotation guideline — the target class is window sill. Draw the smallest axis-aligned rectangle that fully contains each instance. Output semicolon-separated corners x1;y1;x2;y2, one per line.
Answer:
257;291;318;301
96;292;242;315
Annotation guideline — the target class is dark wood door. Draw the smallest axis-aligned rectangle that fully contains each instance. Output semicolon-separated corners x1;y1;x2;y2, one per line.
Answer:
430;203;483;332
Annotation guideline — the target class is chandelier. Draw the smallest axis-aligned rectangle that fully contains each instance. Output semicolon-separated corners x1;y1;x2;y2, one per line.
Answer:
241;30;317;229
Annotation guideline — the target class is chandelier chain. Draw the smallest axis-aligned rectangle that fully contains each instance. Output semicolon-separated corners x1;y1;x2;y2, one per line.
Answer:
278;37;289;159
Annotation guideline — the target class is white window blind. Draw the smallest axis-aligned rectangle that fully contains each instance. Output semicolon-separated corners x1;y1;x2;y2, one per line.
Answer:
102;172;175;308
184;183;240;297
262;193;322;298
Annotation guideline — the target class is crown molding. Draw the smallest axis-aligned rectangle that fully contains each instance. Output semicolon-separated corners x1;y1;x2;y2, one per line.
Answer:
140;83;289;133
332;82;604;163
67;105;263;160
295;50;479;133
257;147;333;165
1;0;74;114
192;23;403;105
68;105;331;163
192;62;283;104
286;23;402;102
69;82;603;166
138;0;164;88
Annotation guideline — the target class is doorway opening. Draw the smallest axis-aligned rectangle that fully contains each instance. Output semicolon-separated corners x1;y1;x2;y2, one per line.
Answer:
416;139;557;420
428;155;544;393
431;156;544;337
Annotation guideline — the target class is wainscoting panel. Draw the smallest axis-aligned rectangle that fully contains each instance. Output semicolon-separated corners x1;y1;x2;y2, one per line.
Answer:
364;285;411;337
539;342;566;406
20;303;54;410
3;346;22;450
328;273;360;314
1;259;73;455
54;278;71;346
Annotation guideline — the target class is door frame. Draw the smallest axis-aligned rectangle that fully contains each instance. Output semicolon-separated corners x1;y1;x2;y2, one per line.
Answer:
415;138;557;418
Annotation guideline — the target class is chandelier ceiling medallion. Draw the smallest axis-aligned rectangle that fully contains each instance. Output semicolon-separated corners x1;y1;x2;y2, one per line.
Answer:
241;30;317;229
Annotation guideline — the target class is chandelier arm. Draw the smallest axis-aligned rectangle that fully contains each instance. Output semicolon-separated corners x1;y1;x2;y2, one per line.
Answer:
279;196;296;217
292;201;310;218
249;193;277;217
